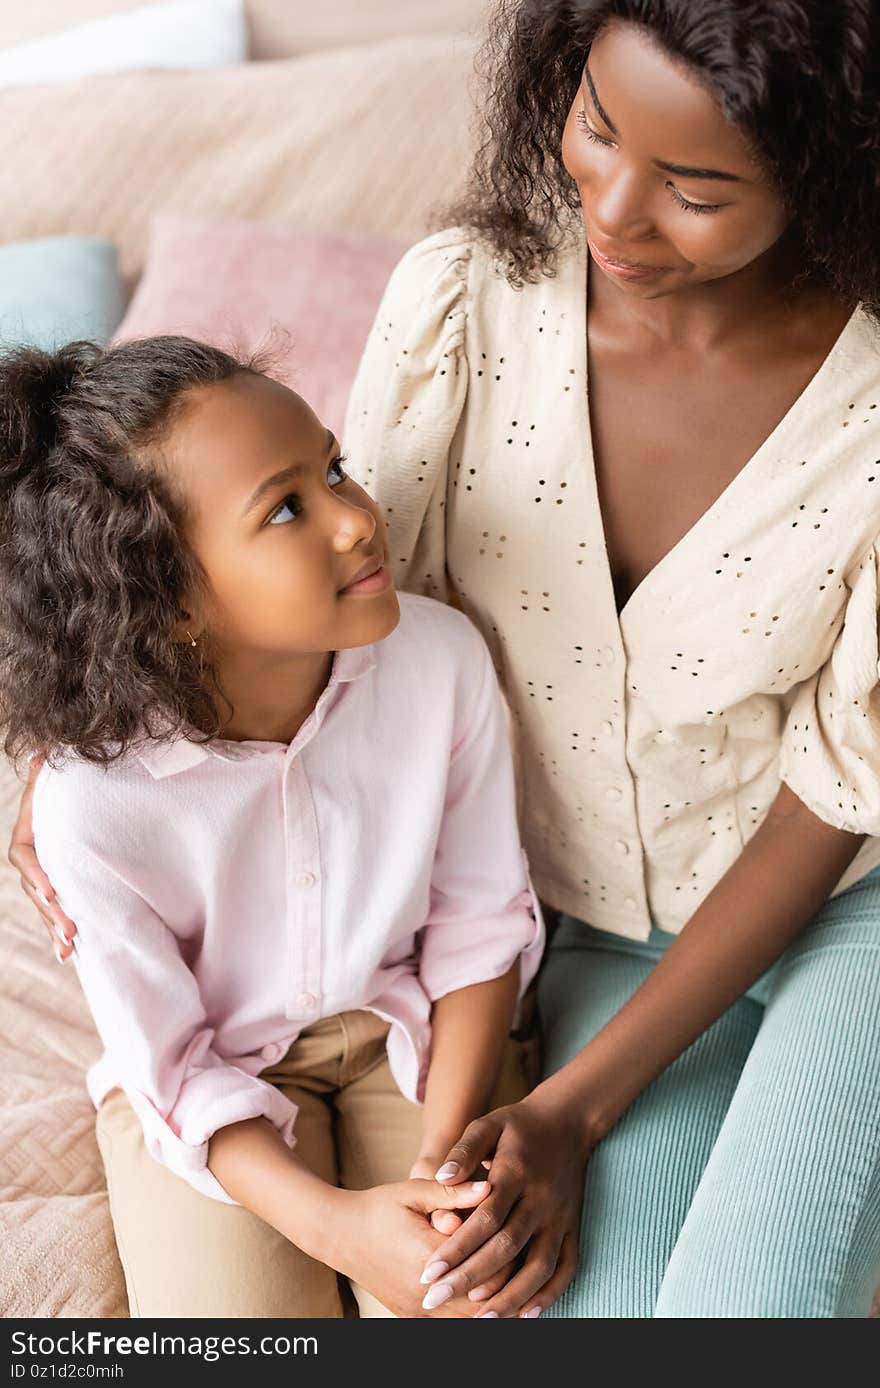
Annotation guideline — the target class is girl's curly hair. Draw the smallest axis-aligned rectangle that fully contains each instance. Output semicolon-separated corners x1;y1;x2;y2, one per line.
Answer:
449;0;880;305
0;336;255;771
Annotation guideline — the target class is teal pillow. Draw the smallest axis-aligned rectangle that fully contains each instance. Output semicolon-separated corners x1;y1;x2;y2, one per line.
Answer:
0;235;124;350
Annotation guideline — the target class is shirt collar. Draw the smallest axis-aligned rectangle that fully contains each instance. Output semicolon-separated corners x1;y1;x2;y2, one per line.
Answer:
137;644;378;780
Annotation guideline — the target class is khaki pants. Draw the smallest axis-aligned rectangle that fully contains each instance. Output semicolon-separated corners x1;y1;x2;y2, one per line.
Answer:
96;1009;532;1318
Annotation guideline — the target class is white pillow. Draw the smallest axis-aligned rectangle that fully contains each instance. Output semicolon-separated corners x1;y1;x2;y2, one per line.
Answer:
0;0;246;87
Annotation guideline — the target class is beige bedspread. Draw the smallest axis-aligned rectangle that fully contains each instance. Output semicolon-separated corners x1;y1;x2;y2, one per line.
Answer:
0;756;126;1317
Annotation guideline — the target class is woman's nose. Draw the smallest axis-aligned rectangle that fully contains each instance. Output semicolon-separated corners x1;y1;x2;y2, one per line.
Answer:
589;164;655;243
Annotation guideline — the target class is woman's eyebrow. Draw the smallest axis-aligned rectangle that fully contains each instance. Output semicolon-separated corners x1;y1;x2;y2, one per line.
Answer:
584;65;618;135
655;158;742;182
241;430;338;518
584;64;743;183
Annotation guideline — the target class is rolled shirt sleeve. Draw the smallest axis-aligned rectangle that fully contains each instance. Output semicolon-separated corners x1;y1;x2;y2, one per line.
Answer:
33;780;297;1204
418;622;545;1006
779;538;880;836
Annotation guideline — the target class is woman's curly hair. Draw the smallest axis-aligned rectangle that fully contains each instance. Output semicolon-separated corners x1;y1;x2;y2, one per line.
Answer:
0;336;254;771
450;0;880;305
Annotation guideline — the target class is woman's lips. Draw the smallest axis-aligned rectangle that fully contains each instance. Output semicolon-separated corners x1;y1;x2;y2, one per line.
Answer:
588;239;670;281
340;562;392;596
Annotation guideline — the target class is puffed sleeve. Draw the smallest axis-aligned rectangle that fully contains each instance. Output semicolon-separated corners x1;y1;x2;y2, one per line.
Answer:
343;228;472;602
32;770;299;1205
779;539;880;835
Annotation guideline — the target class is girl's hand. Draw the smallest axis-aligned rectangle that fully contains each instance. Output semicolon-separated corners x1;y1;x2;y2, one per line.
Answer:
335;1178;507;1317
7;755;77;963
410;1151;495;1233
418;1094;588;1318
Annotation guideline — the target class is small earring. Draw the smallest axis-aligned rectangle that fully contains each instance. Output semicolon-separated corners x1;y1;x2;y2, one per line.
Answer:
185;629;198;648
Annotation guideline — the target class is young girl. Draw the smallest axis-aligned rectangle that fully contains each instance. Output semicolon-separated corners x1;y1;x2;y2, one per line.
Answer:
0;335;543;1319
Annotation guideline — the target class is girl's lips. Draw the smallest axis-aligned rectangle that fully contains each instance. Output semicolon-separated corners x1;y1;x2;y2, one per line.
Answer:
588;240;670;281
340;563;392;596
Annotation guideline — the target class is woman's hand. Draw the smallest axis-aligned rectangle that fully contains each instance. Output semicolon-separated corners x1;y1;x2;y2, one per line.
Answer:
334;1178;507;1317
418;1090;589;1318
7;754;76;962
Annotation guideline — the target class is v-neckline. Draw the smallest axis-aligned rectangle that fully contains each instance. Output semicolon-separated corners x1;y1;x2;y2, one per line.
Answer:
579;248;863;628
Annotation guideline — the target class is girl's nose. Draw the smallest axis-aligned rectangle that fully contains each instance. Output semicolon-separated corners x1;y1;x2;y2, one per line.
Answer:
589;164;655;244
331;495;377;551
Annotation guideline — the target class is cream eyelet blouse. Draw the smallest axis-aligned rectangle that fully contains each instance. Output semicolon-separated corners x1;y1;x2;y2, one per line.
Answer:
344;227;880;938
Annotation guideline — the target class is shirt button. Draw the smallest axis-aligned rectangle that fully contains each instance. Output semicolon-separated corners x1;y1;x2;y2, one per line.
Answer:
599;646;615;665
624;896;638;910
260;1041;284;1062
614;840;629;856
295;871;316;889
295;992;317;1010
600;721;614;737
605;786;623;802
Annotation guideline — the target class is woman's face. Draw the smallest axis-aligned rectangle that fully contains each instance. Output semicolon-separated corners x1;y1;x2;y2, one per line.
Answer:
561;21;791;298
166;372;399;659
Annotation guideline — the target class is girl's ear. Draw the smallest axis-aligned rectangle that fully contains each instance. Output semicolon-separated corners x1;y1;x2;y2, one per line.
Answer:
173;607;202;647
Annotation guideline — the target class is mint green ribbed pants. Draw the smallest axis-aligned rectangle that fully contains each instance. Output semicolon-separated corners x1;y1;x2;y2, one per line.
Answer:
536;865;880;1318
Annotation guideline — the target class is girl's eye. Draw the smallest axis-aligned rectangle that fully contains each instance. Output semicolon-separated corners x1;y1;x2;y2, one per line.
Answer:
667;184;723;215
267;454;349;526
575;107;614;147
328;454;349;486
268;494;302;526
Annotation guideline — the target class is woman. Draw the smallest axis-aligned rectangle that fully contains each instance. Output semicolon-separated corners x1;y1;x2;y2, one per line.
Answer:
12;0;880;1316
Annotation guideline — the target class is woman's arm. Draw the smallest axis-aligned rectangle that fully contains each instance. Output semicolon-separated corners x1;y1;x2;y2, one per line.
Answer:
410;962;520;1177
421;783;864;1317
8;755;77;961
544;783;863;1140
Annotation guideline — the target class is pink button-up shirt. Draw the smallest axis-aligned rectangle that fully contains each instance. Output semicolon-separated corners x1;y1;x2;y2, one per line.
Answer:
32;594;543;1202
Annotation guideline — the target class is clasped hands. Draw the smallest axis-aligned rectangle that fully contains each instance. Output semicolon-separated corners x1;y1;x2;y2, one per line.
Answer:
404;1096;586;1319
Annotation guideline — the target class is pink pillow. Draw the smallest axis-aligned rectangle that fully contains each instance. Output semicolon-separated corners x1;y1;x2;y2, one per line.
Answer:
115;213;410;436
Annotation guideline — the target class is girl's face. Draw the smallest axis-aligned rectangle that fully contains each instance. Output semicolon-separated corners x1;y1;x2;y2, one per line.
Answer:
561;22;791;298
167;371;399;658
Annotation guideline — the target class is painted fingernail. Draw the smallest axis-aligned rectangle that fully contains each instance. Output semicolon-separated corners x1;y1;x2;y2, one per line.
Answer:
434;1162;460;1181
468;1286;491;1302
36;888;51;908
53;942;64;965
477;1311;499;1319
420;1261;449;1286
53;923;70;947
522;1307;542;1318
470;1181;489;1194
421;1282;454;1311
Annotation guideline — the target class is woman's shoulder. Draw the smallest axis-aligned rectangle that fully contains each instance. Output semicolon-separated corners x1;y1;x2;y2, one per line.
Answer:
380;227;474;312
387;224;585;298
372;225;587;370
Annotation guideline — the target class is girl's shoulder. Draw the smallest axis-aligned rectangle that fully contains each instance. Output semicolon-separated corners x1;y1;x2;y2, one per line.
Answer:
33;743;166;857
379;592;495;689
